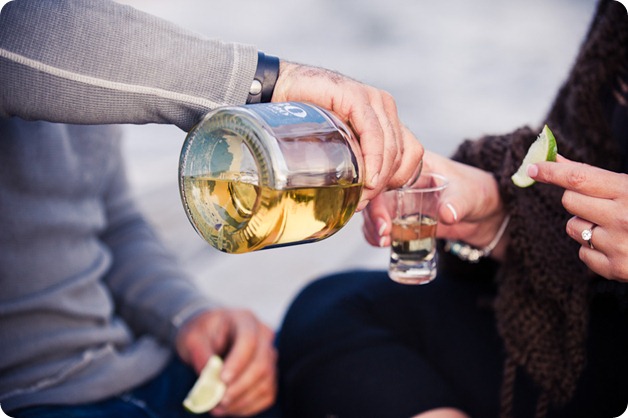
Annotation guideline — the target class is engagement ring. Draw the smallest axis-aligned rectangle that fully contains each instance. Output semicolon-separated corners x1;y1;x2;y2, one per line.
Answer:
581;226;596;249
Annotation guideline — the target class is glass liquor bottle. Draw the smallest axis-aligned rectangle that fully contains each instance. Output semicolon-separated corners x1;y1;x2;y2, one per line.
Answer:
178;102;364;254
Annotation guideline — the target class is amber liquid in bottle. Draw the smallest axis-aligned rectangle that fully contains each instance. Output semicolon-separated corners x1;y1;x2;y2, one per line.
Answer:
182;176;362;253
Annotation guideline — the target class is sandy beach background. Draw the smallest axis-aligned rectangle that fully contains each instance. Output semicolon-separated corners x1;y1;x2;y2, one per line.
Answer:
117;0;597;328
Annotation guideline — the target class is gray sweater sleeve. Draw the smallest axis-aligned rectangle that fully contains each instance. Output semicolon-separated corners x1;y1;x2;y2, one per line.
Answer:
0;0;258;131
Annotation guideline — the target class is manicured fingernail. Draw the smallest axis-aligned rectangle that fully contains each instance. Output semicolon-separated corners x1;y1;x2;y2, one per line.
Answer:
527;164;538;178
357;199;370;212
446;203;458;222
377;218;387;236
379;236;388;247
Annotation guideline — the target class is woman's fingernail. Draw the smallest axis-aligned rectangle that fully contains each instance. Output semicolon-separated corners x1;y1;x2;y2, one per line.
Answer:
357;199;370;212
527;164;538;178
379;236;388;247
377;218;387;236
446;203;458;222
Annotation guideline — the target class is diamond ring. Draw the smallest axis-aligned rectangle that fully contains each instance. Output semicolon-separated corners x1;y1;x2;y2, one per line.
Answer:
581;226;596;249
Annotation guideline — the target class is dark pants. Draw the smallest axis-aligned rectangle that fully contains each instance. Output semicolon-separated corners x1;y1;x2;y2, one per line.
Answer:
277;256;628;418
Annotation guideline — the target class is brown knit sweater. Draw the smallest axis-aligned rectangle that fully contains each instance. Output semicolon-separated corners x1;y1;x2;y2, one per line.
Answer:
451;1;628;416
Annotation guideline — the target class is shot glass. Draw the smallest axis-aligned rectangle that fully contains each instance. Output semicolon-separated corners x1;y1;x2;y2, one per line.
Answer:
383;173;448;285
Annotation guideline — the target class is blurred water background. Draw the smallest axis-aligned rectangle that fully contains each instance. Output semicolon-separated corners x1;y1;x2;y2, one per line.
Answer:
117;0;597;328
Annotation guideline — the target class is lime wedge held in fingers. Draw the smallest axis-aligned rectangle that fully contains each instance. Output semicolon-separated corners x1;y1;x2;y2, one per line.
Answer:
183;355;227;414
511;124;558;188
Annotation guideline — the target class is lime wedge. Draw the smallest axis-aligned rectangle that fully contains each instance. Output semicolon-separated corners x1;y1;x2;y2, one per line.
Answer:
183;355;227;414
511;124;558;187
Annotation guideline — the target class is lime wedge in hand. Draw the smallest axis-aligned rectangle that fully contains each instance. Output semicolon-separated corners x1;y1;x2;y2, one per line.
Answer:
183;355;227;414
511;124;558;187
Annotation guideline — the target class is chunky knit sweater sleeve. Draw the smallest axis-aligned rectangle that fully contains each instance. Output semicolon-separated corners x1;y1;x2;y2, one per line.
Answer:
453;127;590;408
450;1;628;414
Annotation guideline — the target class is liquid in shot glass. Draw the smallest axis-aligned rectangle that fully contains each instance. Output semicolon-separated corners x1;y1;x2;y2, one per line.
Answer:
385;173;448;285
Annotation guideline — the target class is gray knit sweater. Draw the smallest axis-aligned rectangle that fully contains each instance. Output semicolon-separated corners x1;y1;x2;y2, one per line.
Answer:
0;0;257;411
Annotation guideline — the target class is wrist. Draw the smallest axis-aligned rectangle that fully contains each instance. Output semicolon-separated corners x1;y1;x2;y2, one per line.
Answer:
445;214;511;263
247;52;280;104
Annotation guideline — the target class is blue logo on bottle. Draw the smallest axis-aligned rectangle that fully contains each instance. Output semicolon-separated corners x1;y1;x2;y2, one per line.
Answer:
249;102;326;127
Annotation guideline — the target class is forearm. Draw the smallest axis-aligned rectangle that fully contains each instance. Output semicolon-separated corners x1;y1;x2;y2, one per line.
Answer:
0;0;257;131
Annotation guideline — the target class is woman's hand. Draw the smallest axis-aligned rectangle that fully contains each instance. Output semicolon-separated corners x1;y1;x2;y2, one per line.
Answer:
175;308;277;416
272;61;424;210
529;155;628;282
363;150;510;260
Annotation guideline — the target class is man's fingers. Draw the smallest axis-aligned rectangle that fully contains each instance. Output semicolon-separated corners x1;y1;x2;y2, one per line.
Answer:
221;313;265;381
348;94;391;193
216;352;276;416
386;125;424;189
